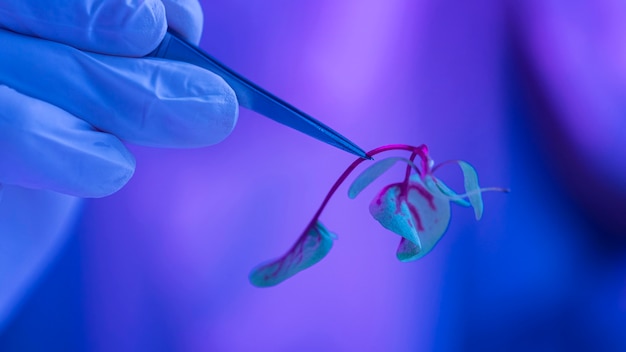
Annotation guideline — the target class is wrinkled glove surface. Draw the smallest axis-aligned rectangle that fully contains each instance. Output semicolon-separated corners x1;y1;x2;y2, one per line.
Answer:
0;0;238;197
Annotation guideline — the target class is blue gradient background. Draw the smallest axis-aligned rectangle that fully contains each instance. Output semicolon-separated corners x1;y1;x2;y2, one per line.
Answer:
1;0;626;351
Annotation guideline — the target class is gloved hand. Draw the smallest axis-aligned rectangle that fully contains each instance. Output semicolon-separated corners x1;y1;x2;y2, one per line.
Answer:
0;0;238;198
0;0;231;331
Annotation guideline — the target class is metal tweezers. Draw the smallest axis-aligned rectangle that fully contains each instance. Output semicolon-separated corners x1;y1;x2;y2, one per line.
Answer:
148;30;369;159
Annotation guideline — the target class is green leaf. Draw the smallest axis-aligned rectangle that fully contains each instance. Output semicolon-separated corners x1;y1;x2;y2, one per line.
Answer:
348;157;413;199
424;176;471;207
370;175;451;262
249;221;336;287
458;161;483;220
396;238;421;262
369;183;421;248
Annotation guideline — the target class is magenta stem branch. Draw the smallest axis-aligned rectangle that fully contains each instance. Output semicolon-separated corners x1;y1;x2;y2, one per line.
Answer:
309;144;426;224
403;151;418;186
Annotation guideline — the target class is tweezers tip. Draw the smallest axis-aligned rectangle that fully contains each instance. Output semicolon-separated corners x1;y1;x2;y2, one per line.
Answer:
354;150;373;160
351;147;372;160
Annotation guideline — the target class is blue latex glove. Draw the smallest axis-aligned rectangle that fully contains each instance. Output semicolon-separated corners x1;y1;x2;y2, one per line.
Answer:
0;0;238;198
0;0;231;331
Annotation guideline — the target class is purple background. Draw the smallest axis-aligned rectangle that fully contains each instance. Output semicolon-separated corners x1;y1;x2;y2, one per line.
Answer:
2;0;626;351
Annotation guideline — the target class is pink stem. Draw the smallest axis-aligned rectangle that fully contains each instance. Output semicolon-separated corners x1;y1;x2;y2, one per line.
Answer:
430;159;461;173
403;152;418;186
309;144;426;224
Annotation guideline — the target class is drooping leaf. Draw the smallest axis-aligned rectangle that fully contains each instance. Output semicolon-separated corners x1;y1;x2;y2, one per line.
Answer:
370;175;451;262
458;161;483;219
424;176;471;207
369;183;421;248
249;221;336;287
348;157;413;199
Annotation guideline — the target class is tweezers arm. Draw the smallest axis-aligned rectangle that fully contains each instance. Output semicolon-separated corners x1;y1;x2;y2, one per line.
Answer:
148;31;368;158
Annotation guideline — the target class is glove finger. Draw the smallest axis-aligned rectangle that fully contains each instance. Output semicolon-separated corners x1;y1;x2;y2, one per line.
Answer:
0;29;238;148
162;0;204;45
0;0;166;56
0;85;136;198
